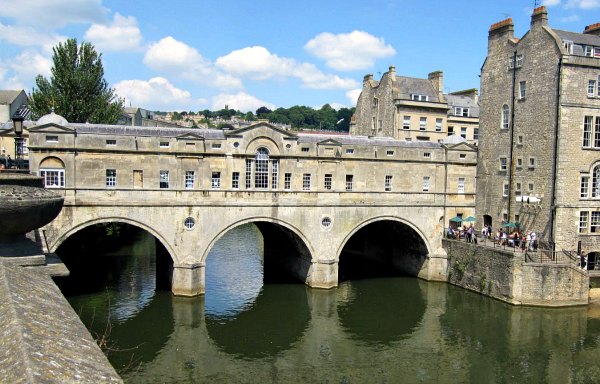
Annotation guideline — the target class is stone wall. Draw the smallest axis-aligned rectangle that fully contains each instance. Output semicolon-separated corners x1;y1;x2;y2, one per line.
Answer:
443;239;589;306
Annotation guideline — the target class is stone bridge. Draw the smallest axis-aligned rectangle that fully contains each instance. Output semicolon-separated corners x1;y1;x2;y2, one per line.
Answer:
42;188;451;296
27;115;477;296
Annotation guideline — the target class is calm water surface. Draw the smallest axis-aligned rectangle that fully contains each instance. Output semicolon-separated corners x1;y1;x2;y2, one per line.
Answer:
58;225;600;383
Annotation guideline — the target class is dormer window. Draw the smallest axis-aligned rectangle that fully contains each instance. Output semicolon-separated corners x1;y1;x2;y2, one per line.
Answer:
411;94;429;102
454;107;470;117
563;40;573;54
585;46;594;57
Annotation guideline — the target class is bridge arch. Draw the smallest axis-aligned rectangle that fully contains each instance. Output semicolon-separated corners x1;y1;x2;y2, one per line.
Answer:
202;216;315;263
336;215;432;280
202;216;316;284
47;216;176;264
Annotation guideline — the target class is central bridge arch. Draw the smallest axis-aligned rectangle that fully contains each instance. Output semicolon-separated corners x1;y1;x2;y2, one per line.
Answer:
203;217;316;285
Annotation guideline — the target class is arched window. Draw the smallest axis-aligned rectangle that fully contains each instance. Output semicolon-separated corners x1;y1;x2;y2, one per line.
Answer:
39;156;65;188
592;164;600;198
254;148;269;188
502;104;509;130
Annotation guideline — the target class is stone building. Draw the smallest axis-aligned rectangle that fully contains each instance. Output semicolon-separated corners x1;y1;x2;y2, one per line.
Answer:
351;67;479;145
477;6;600;257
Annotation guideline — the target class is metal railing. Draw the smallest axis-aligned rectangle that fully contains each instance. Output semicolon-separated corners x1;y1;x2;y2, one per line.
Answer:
444;228;579;266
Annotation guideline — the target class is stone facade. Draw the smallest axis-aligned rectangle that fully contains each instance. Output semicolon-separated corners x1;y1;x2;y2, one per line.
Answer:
26;114;477;295
351;67;479;145
477;6;600;256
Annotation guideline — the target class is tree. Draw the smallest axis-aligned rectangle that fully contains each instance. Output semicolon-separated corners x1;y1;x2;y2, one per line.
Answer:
256;106;272;117
29;38;123;124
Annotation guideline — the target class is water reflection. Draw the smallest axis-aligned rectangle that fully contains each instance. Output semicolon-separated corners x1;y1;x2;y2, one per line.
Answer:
57;225;600;383
337;277;426;345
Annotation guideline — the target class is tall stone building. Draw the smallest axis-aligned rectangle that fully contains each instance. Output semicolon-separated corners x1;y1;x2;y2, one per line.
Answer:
351;67;479;145
477;6;600;256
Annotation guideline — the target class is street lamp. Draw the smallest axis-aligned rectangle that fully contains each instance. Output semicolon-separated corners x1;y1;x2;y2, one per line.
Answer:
12;114;24;169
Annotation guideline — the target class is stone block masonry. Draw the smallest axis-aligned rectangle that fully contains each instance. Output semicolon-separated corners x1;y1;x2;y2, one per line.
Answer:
443;239;589;307
0;261;122;383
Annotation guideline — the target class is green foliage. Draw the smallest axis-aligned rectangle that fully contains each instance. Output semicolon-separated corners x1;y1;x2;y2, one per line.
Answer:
479;275;487;291
29;38;123;124
454;260;465;280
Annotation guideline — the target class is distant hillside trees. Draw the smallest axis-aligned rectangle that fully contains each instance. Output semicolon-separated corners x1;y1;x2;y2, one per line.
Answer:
29;38;123;124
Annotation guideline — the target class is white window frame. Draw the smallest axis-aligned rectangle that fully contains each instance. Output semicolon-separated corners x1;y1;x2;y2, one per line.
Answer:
302;173;311;191
503;183;509;197
585;46;594;57
385;175;392;192
528;157;536;169
211;172;221;189
324;174;332;190
589;80;597;97
403;116;410;130
345;148;354;155
106;169;116;188
435;118;443;132
160;170;169;189
422;176;430;192
500;157;508;171
458;177;465;194
106;139;116;146
40;169;65;188
386;150;394;156
455;107;470;117
345;175;354;191
419;117;427;131
159;141;170;148
46;135;59;143
580;211;589;233
271;159;278;189
460;127;467;139
232;172;240;189
284;173;291;190
519;81;526;99
501;105;509;130
592;211;600;233
583;116;593;148
581;176;590;198
185;171;195;189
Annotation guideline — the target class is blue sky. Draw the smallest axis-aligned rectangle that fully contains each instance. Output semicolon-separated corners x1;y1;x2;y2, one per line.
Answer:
0;0;598;113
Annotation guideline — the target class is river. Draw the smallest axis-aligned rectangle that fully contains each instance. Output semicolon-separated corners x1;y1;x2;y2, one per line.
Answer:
56;224;600;383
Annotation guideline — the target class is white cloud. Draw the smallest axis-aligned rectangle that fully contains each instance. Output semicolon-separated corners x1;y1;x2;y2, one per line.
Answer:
84;13;142;52
144;36;242;90
211;92;275;113
565;0;600;8
304;31;396;71
346;89;362;107
216;46;358;90
0;23;65;51
0;50;52;90
0;0;108;30
114;77;207;111
542;0;561;6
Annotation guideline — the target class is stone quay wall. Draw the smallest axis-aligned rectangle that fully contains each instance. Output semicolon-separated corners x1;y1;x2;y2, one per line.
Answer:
443;239;589;306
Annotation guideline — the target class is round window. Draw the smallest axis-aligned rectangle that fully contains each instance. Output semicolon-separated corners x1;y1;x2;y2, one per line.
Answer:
286;144;291;149
233;142;240;148
184;217;196;230
321;217;332;228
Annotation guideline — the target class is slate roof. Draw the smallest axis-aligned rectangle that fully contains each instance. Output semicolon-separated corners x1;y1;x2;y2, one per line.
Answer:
297;132;441;148
61;123;227;140
445;94;480;118
0;90;22;104
554;29;600;56
393;76;440;102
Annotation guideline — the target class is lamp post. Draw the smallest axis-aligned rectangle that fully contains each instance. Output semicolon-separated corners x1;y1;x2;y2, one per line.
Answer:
12;115;24;170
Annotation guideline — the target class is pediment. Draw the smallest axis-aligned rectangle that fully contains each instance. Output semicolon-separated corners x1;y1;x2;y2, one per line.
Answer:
445;142;476;151
226;121;297;139
28;124;75;133
317;138;342;146
176;133;205;141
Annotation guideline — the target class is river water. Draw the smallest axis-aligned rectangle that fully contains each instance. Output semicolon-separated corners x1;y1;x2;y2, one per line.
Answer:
57;224;600;383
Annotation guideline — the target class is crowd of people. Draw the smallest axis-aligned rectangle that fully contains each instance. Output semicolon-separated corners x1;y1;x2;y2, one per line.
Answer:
447;222;538;251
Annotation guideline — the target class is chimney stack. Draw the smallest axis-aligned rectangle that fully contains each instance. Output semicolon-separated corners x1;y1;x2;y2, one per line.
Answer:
584;22;600;36
488;18;514;39
428;71;444;101
531;6;548;27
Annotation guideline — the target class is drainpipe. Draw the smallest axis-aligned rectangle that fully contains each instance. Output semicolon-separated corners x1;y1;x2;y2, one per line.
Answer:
549;57;563;252
507;51;517;223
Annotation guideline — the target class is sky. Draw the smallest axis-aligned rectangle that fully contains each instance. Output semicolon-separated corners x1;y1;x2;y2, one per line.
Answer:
0;0;599;113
